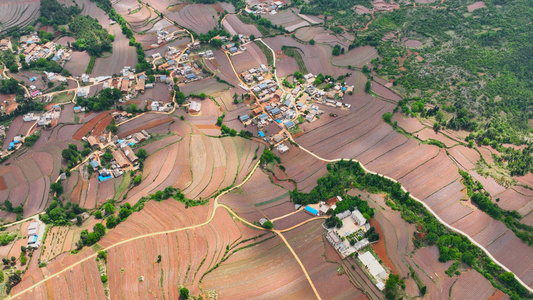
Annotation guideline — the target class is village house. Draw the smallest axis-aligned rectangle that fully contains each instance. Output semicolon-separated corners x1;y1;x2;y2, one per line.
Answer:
121;145;138;163
112;150;129;168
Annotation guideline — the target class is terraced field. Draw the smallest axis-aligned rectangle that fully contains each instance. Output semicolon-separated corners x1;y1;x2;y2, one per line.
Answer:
0;0;40;32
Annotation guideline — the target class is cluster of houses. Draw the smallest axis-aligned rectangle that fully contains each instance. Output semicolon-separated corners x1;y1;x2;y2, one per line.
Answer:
0;38;12;51
293;74;353;110
150;100;173;112
245;0;285;15
22;105;61;127
22;40;68;64
223;42;246;54
85;130;149;182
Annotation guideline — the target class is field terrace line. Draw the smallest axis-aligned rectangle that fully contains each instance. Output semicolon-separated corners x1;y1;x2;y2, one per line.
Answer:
9;161;326;300
245;15;532;291
291;138;533;293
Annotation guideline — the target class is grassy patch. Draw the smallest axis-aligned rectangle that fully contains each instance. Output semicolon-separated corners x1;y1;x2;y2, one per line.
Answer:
255;192;289;207
282;46;308;73
114;172;131;200
254;41;274;66
237;14;271;36
86;56;96;74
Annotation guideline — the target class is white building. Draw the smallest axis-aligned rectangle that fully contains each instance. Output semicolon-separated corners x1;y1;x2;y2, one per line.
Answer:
359;251;388;288
151;101;159;111
336;210;351;220
352;209;366;226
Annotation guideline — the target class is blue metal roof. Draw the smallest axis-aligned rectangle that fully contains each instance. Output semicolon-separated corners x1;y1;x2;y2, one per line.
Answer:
230;47;238;53
99;175;112;182
259;113;268;120
186;73;196;80
239;115;250;122
285;120;295;128
90;160;100;168
305;206;318;215
271;108;281;115
258;131;264;137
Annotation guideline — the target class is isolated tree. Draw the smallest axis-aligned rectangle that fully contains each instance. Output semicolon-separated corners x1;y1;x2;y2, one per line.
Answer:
103;202;115;215
179;287;189;299
309;39;315;45
365;81;371;93
50;182;63;195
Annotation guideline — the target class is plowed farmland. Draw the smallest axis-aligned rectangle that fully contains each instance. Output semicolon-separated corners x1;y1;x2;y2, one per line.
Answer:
294;93;533;288
222;14;262;37
124;133;262;204
12;200;267;298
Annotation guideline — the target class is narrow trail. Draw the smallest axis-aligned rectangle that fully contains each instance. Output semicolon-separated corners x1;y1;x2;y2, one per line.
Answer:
10;161;325;300
290;139;533;294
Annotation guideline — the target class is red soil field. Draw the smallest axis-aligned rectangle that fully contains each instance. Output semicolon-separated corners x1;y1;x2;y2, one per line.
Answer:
448;145;480;170
117;114;173;138
64;51;91;76
283;219;367;299
467;1;486;12
264;9;310;32
162;3;218;34
263;36;345;77
202;233;316;299
369;218;398;274
276;55;299;77
391;113;426;133
451;271;497;299
205;49;243;89
331;45;379;68
230;43;268;74
73;111;108;140
222;14;262;37
91;24;137;77
415;128;460;147
404;39;423;48
180;77;230;96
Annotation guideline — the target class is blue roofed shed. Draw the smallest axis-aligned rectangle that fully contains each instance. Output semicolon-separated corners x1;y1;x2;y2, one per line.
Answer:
239;115;250;122
230;47;238;53
90;160;100;169
186;73;196;80
258;131;265;137
99;174;112;182
259;83;268;90
270;108;281;115
259;113;268;121
305;206;318;216
285;120;295;128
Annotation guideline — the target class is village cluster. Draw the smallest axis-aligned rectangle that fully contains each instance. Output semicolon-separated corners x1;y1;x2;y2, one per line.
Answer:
81;129;149;182
245;0;285;15
237;66;353;155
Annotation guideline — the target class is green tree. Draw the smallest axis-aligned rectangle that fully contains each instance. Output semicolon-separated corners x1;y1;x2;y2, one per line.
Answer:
137;149;148;160
133;175;142;185
309;39;315;45
263;221;273;229
365;81;372;93
50;182;63;195
179;287;189;299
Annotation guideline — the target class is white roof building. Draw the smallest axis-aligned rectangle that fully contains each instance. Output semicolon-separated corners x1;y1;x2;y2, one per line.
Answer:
189;101;201;112
359;251;388;281
336;210;351;220
352;209;366;226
